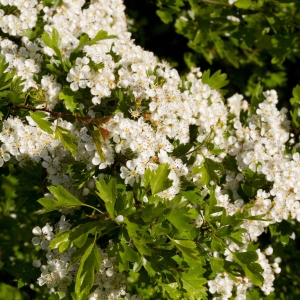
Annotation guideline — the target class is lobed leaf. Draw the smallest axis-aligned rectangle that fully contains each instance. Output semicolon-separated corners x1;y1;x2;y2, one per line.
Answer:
49;231;71;253
95;177;116;218
36;185;82;213
170;238;202;264
30;111;53;134
58;86;81;112
55;126;78;156
181;269;207;300
202;70;228;95
75;243;102;300
232;251;264;286
149;163;173;195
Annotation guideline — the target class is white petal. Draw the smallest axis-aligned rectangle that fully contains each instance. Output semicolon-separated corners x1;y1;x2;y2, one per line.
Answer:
32;226;42;236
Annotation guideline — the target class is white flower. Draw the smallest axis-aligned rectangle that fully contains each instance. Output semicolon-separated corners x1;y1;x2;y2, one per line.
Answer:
115;215;124;223
265;246;273;256
32;260;41;268
32;225;54;250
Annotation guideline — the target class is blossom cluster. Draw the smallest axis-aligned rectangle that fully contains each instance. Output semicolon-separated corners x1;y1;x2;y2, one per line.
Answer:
0;0;38;36
32;216;138;300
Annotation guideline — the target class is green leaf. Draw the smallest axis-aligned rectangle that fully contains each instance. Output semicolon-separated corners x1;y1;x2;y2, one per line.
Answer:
143;256;161;277
75;243;102;300
149;163;173;195
235;0;252;9
209;256;224;274
42;28;62;61
290;108;299;127
89;30;117;45
69;222;99;248
37;185;82;213
211;237;223;252
232;251;264;286
208;187;223;214
49;293;60;300
247;287;262;300
39;0;60;8
194;158;224;185
172;143;193;157
220;209;239;227
95;177;116;218
49;231;71;253
71;238;94;265
125;219;152;256
30;111;53;134
141;202;168;223
224;155;239;173
201;70;228;95
161;282;181;299
41;30;52;48
90;129;105;162
115;241;140;271
170;238;202;264
22;22;45;40
75;30;117;52
58;86;81;112
180;186;204;205
115;190;136;217
89;61;105;72
9;77;25;105
106;42;122;63
122;242;140;262
181;269;207;300
269;221;294;246
210;257;240;282
0;57;9;79
156;9;173;24
55;126;78;156
250;82;264;114
77;34;89;50
167;206;198;239
290;85;300;106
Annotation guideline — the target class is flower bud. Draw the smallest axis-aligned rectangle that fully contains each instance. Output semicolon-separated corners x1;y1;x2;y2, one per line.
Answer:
32;260;41;268
115;215;124;223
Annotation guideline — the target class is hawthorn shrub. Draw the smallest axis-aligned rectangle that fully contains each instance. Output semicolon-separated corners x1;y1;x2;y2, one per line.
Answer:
0;0;300;300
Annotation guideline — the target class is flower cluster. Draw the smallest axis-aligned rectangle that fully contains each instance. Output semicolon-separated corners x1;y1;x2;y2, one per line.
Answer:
0;0;38;36
32;216;137;299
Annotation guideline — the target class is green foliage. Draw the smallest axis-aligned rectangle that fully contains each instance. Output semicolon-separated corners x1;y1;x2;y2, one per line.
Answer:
29;111;53;134
76;30;117;50
290;85;300;127
148;163;173;195
9;77;25;105
58;86;81;113
37;185;83;213
202;69;229;95
42;28;66;69
96;177;117;218
232;251;264;286
156;0;185;24
75;242;102;300
250;82;264;115
193;158;224;185
54;126;78;156
181;268;207;300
